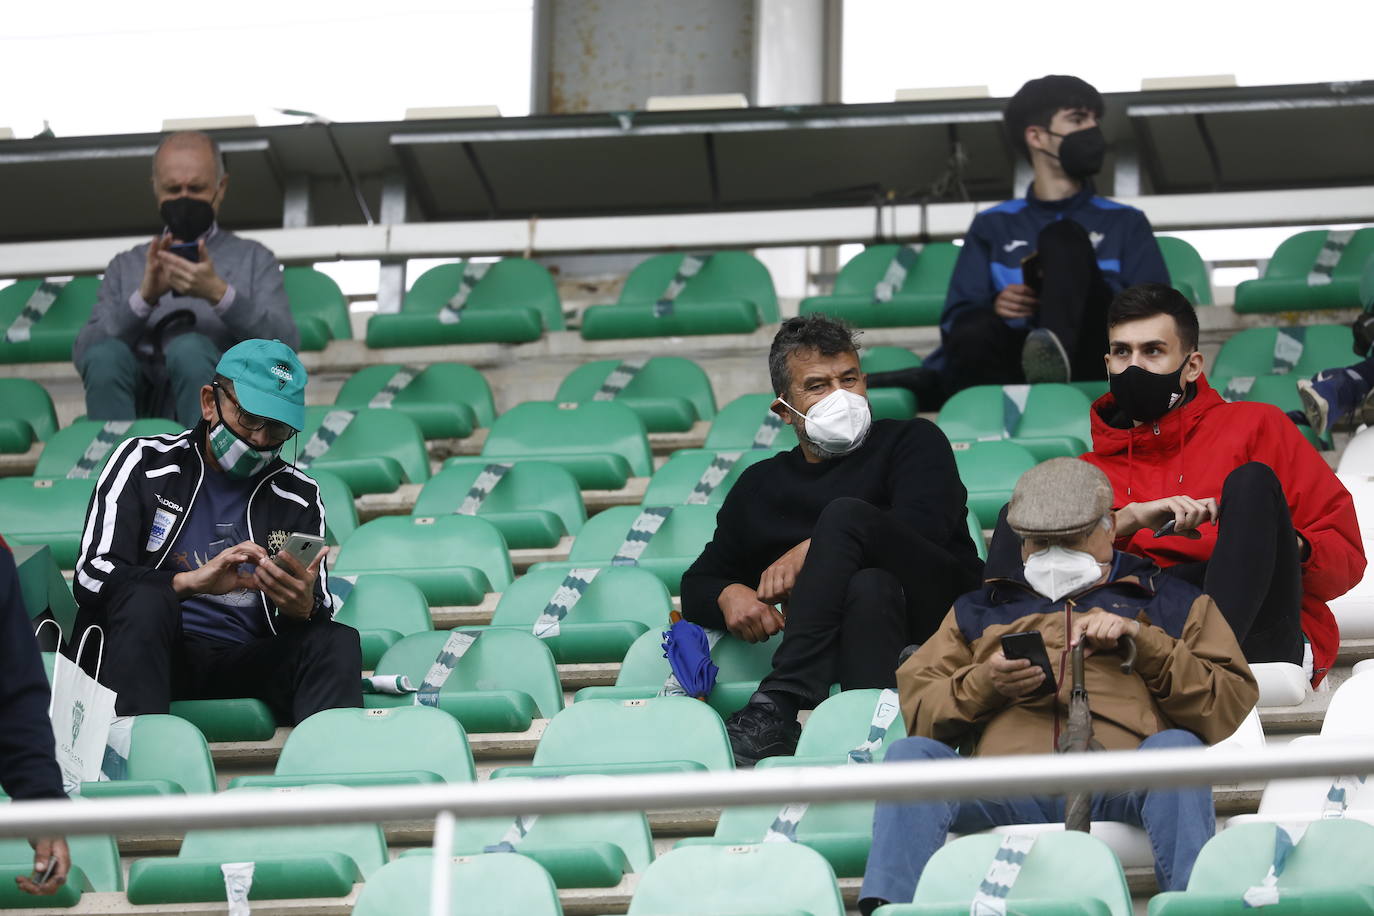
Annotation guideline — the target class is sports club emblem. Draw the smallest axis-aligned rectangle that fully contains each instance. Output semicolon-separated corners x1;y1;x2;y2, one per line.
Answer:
72;699;85;744
268;530;288;553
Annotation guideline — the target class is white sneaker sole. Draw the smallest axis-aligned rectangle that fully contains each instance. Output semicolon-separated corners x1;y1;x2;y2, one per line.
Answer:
1297;378;1330;434
1021;329;1071;384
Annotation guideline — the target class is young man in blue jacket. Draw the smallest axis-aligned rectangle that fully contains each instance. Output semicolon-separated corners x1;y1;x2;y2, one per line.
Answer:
871;75;1169;403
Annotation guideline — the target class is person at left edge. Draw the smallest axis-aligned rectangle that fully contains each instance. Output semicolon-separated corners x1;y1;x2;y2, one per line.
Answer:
68;338;362;722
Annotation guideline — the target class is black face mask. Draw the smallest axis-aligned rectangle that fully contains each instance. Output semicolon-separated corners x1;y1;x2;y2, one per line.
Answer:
1047;125;1106;180
160;197;215;242
1109;362;1189;424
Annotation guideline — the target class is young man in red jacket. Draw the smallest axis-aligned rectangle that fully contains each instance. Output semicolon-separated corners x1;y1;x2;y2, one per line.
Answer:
1081;283;1364;685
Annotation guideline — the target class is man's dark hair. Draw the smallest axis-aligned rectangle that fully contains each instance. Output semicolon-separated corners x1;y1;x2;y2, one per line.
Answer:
1004;75;1104;162
768;314;861;396
1107;283;1200;353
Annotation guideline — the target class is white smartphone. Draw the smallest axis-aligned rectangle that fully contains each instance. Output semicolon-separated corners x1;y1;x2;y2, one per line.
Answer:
276;532;326;569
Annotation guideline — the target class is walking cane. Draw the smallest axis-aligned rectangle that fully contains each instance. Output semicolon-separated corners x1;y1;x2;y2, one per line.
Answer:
1059;633;1137;832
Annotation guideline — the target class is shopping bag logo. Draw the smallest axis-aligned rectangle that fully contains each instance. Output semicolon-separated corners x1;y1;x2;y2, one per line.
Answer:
71;700;85;745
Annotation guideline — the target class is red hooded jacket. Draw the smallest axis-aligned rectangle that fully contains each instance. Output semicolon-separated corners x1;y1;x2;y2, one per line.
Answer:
1081;374;1364;683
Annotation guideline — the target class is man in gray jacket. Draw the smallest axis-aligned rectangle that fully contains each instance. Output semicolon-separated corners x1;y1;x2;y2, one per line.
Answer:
73;131;298;427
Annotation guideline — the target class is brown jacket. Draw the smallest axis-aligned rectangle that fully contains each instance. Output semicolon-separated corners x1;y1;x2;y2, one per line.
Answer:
897;551;1258;757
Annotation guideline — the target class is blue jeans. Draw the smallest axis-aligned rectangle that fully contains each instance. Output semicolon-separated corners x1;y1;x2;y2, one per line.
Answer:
860;730;1213;906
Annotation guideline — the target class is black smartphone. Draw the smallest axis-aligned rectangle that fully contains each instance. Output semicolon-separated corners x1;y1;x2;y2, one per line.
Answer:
1000;630;1056;697
1154;519;1202;540
1020;250;1044;296
169;241;200;262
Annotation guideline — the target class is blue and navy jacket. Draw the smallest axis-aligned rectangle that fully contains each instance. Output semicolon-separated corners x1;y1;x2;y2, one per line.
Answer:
930;183;1169;368
894;551;1257;757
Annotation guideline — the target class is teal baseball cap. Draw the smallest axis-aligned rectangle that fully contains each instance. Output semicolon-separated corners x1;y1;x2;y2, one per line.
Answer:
214;339;307;432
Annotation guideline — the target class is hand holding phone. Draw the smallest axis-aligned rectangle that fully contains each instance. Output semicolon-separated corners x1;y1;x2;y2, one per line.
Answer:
1153;519;1202;540
276;533;325;569
999;630;1057;698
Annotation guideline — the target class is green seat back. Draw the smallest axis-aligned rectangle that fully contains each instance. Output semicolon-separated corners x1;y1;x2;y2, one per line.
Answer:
953;440;1037;529
34;418;182;479
275;707;475;784
1235;229;1374;313
334;363;495;438
1210;326;1354;384
859;348;922;419
296;406;429;495
555;357;717;433
308;468;357;546
801;243;959;328
795;688;909;759
0;276;100;363
1157;236;1212;305
861;346;924;373
474;400;653;489
906;831;1131;916
0;477;96;568
522;697;734;773
628;843;844;916
565;504;719;594
352;852;563;916
0;833;121;893
412;461;586;549
489;565;672;664
0;379;58;452
371;628;564;722
126;785;388;904
641;449;774;506
402;259;564;330
332;573;433;669
1149;820;1374;915
169;697;277;743
282;266;351;350
703;393;798;452
1362;254;1374;312
938;384;1092;461
119;714;216;795
968;507;988;563
334;515;513;606
619;252;779;322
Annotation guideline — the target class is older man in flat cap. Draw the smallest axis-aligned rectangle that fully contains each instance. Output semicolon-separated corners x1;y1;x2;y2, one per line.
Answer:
858;458;1257;915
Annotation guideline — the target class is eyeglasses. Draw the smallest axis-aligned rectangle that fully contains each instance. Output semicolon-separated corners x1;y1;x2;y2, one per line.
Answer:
213;383;296;445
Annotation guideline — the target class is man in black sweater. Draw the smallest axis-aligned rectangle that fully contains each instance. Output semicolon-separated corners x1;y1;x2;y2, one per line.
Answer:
681;315;983;764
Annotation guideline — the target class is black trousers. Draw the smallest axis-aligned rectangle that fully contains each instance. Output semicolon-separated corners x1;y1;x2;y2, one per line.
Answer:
759;498;980;708
983;462;1305;666
72;578;362;722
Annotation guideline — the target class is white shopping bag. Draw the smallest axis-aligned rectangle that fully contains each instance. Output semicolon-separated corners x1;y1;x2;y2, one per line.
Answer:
48;626;117;796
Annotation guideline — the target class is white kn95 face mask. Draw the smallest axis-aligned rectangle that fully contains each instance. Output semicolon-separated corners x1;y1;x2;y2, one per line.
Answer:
1023;546;1110;601
777;388;872;458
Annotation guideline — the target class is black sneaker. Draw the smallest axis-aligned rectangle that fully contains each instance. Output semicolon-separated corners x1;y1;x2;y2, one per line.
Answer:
1021;328;1071;384
725;694;801;767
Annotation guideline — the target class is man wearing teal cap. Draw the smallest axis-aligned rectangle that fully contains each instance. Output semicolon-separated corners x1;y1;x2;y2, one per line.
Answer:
69;338;361;721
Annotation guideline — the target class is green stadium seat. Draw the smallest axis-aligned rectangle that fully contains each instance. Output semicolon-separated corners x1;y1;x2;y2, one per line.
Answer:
126;785;388;904
679;689;908;877
78;714;216;798
581;251;779;339
862;346;925;374
491;696;734;779
308;468;358;546
1157;236;1212;306
412;461;586;549
1209;326;1353;391
0;477;96;568
1362;252;1374;311
628;843;845;916
953;440;1037;529
443;778;655;887
230;706;475;788
0;276;100;364
541;503;719;595
968;507;988;563
1148;820;1374;915
334;514;513;605
575;628;780;718
704;392;798;452
554;356;717;433
447;400;652;490
0;379;58;453
798;242;960;329
877;831;1132;915
860;347;923;420
0;833;120;908
169;697;277;743
641;448;775;506
353;852;563;916
34;418;182;479
364;629;563;733
282;266;351;351
489;564;672;664
366;259;562;347
333;363;495;439
331;574;433;669
1235;228;1374;313
1070;379;1109;402
937;383;1093;461
294;406;429;495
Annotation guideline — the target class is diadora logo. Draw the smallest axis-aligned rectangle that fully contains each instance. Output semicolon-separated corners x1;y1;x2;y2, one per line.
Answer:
1003;240;1028;253
155;494;184;513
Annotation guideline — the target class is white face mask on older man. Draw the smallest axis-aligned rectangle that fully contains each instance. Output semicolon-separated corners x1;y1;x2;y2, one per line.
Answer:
776;388;872;458
1023;546;1112;601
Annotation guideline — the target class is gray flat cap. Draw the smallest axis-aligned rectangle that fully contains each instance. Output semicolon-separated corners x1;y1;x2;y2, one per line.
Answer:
1006;458;1114;539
